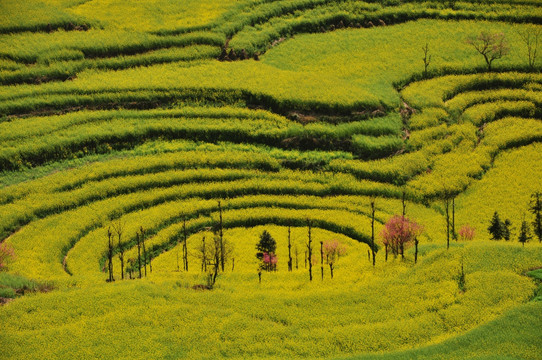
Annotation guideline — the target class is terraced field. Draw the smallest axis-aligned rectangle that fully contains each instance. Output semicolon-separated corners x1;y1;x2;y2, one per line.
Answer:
1;1;541;359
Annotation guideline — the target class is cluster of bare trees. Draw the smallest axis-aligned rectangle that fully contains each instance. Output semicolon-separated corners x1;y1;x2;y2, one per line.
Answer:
105;220;151;282
422;26;540;77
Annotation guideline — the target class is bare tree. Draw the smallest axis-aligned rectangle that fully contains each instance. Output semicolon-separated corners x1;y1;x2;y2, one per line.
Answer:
452;197;457;241
320;241;324;280
370;196;376;267
140;227;147;277
205;231;234;288
517;26;541;69
422;41;431;78
136;230;142;279
295;245;299;270
107;227;114;282
112;219;125;280
218;201;225;272
197;236;207;272
307;219;313;281
445;196;451;250
466;31;510;72
288;226;293;272
183;218;188;271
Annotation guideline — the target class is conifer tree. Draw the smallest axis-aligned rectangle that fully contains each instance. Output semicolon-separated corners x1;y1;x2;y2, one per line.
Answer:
529;192;542;243
256;230;276;271
518;220;532;246
488;211;504;240
503;219;512;241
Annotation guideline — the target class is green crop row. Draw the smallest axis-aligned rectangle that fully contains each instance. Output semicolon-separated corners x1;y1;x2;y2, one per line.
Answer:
0;110;400;170
0;0;90;34
229;1;542;55
445;88;542;113
461;100;537;126
402;72;542;110
0;46;220;86
0;166;401;241
0;30;224;64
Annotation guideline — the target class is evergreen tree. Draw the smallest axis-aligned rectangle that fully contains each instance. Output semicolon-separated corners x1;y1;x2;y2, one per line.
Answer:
503;219;512;241
529;192;542;243
256;230;276;261
518;220;532;246
488;211;504;240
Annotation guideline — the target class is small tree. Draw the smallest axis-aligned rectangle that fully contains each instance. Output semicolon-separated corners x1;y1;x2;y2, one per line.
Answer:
422;41;431;78
256;230;276;271
320;241;324;280
217;201;225;272
0;242;15;271
197;236;207;272
503;219;512;241
380;215;423;259
370;197;376;267
323;240;347;279
529;192;542;243
488;211;504;240
466;31;510;72
136;230;142;279
112;219;125;280
518;220;532;247
458;224;476;241
287;226;292;272
205;231;234;288
182;219;188;271
517;25;541;69
106;227;115;282
140;227;147;277
307;219;313;281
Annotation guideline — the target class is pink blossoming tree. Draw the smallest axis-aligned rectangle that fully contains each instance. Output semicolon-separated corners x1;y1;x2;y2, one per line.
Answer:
380;215;423;261
323;239;347;279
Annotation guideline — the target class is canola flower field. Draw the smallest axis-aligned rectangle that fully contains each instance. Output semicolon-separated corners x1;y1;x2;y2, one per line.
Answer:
0;1;542;359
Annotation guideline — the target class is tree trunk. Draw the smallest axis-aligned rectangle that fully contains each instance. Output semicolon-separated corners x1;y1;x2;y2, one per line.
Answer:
330;263;334;279
371;198;376;267
137;232;142;279
402;191;406;217
452;197;456;241
385;244;388;262
218;201;225;272
414;238;419;264
320;241;324;281
308;220;312;282
107;230;114;282
119;254;124;280
288;226;292;272
183;219;188;272
201;236;206;272
446;198;450;250
141;228;147;277
117;234;124;280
